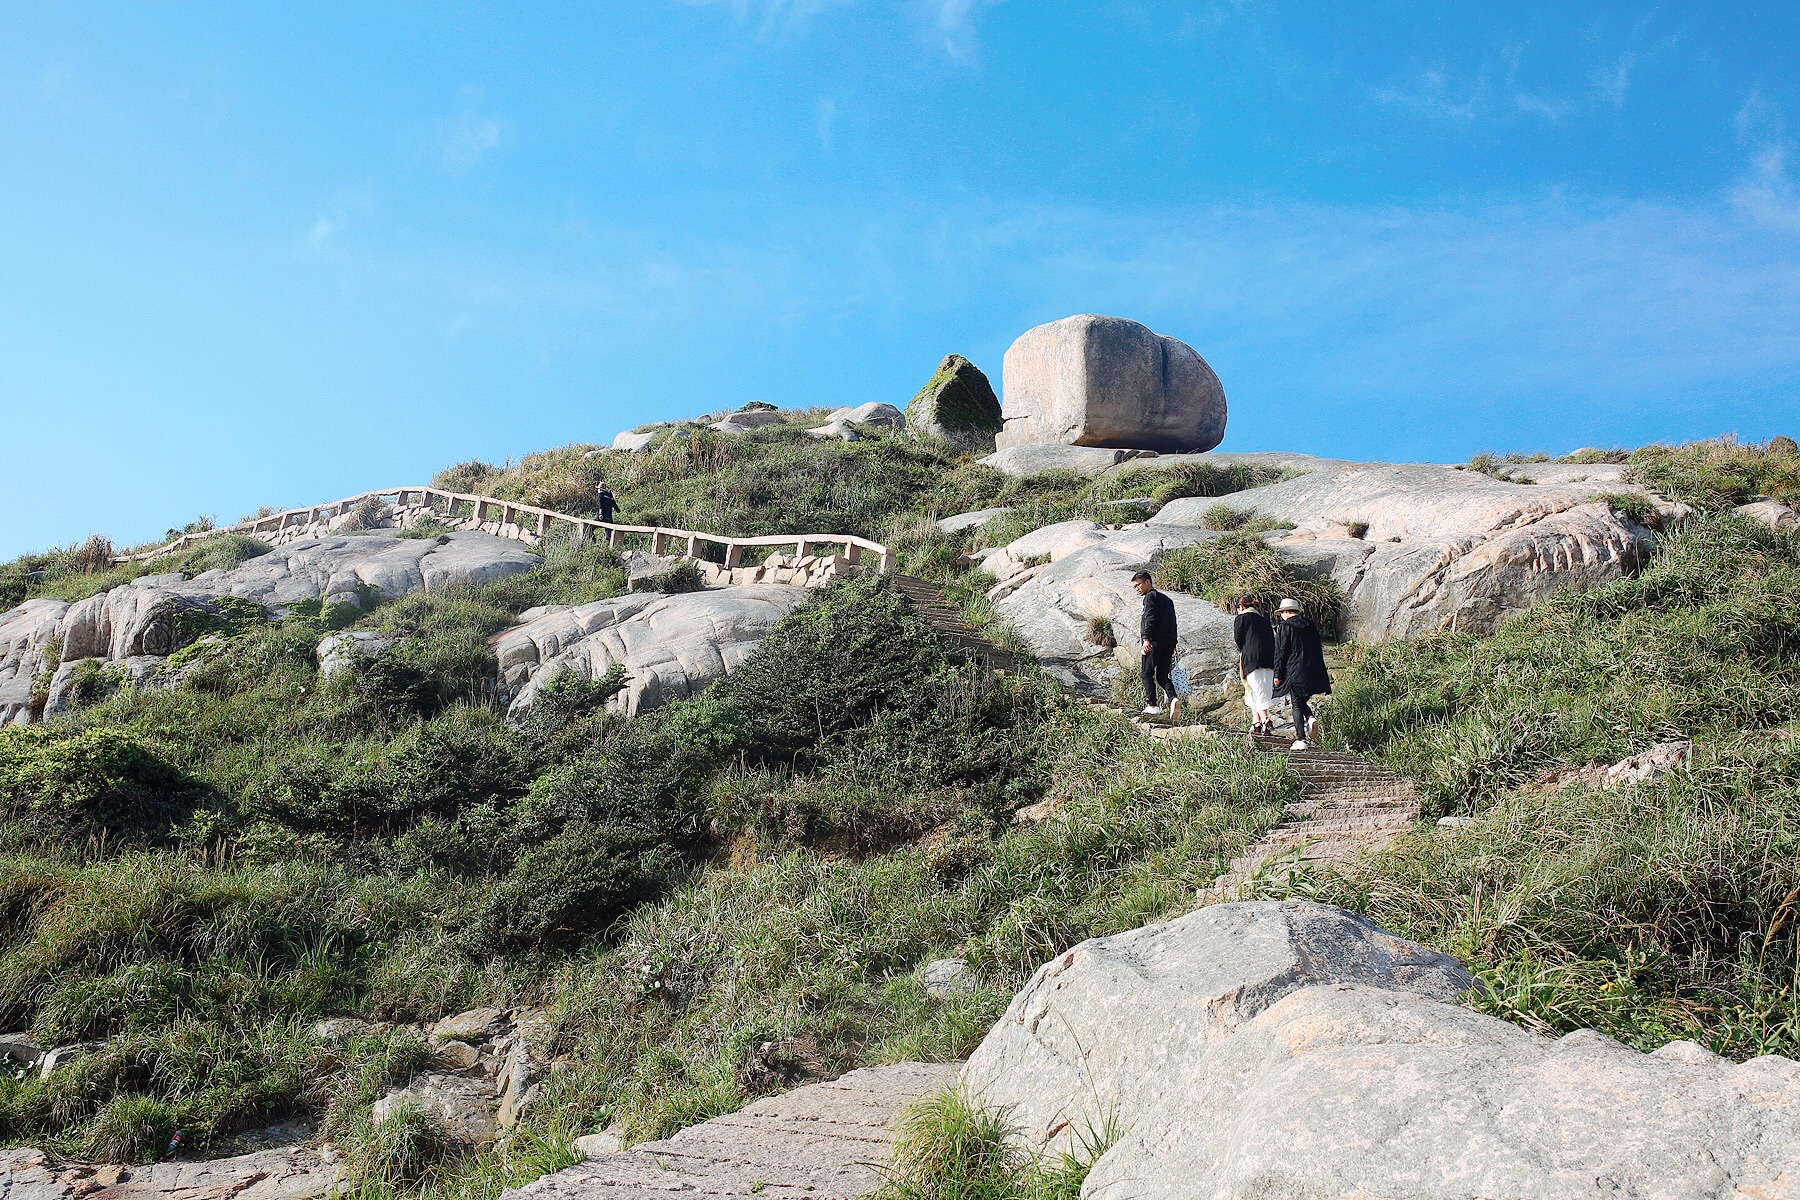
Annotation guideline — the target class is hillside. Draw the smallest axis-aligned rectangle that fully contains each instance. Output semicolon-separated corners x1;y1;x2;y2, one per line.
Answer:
2;384;1799;1198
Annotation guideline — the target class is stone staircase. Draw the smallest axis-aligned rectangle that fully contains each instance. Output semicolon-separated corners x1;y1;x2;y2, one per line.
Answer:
501;1063;960;1200
1198;733;1420;901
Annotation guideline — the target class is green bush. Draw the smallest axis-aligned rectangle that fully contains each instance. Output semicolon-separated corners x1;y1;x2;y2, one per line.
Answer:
874;1089;1109;1200
1624;437;1800;510
0;727;196;840
1156;532;1344;639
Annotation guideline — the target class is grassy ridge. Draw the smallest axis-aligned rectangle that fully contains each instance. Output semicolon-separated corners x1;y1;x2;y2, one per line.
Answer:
1310;513;1800;1059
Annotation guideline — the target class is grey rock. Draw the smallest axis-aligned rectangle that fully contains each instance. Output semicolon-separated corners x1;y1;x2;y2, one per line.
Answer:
1602;740;1691;788
1737;498;1800;533
979;444;1147;479
37;1041;105;1081
0;533;539;725
431;1040;482;1070
711;410;788;435
0;1033;42;1073
497;1009;553;1129
963;900;1800;1200
0;1145;341;1200
996;315;1226;454
907;354;1002;447
316;631;393;681
430;1006;508;1044
830;401;906;429
922;958;975;998
500;1062;960;1200
372;1072;498;1144
991;525;1233;695
309;1017;389;1044
572;1132;623;1159
500;586;809;719
611;431;656;453
936;507;1010;535
1152;461;1687;640
1436;815;1474;828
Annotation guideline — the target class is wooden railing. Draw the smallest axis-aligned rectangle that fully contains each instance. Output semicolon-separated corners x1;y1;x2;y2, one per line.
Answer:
115;486;897;573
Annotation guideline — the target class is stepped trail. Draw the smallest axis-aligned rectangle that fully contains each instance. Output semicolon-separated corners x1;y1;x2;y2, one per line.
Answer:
893;576;1422;901
503;1064;959;1200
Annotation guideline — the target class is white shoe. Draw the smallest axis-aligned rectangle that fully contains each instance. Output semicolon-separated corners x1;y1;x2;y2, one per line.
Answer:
1141;705;1163;715
1291;740;1310;751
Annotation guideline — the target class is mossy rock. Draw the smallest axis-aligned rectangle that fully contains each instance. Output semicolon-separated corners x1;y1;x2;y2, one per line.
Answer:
907;355;1001;447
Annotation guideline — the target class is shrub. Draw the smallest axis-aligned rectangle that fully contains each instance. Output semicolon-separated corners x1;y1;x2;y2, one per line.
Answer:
1596;491;1662;531
432;461;497;494
1156;533;1344;639
874;1089;1111;1200
1625;436;1800;510
0;727;196;840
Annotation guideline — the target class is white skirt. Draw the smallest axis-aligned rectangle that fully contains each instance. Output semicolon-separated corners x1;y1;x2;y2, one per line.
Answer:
1243;668;1276;715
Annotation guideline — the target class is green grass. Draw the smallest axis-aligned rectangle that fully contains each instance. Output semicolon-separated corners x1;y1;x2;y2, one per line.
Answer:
1300;512;1800;1060
872;1089;1111;1200
1623;436;1800;511
1156;531;1344;638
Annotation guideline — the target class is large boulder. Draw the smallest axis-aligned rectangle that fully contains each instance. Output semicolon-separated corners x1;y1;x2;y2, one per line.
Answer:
0;533;540;724
996;315;1225;454
964;901;1800;1200
987;524;1234;697
907;354;1003;447
498;585;809;719
1152;462;1686;640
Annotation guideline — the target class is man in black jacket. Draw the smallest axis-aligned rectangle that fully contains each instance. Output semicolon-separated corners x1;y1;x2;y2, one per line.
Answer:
1132;570;1179;716
1272;597;1331;750
597;485;620;523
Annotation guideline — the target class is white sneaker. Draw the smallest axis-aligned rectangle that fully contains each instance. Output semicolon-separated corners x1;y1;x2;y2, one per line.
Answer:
1141;705;1163;715
1291;740;1310;751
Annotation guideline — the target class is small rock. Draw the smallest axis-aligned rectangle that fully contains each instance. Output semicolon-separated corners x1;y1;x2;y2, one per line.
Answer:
432;1040;481;1070
922;958;975;998
310;1017;389;1044
574;1131;623;1159
497;1009;554;1129
937;507;1010;535
373;1073;499;1144
1601;740;1691;789
1436;816;1474;828
0;1033;43;1072
430;1006;508;1044
38;1042;104;1081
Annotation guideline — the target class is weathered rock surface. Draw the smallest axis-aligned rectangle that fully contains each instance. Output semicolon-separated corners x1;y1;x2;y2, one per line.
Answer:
499;586;808;719
987;524;1234;695
502;1062;961;1200
1738;498;1800;533
315;631;393;681
0;1147;340;1200
711;409;788;435
610;430;657;453
922;958;975;998
807;402;906;442
907;354;1002;447
0;534;538;725
996;315;1226;454
1153;461;1685;640
964;900;1800;1200
371;1006;554;1148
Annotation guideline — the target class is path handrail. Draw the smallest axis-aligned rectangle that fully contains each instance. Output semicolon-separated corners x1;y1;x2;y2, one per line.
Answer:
113;486;896;572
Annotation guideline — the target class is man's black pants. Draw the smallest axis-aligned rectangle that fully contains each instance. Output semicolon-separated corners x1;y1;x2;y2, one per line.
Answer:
1290;691;1314;738
1142;644;1175;707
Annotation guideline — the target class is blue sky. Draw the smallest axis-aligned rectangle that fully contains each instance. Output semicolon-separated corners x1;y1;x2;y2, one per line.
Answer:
3;2;1799;558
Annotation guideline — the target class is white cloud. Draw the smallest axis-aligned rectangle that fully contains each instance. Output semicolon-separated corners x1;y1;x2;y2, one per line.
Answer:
307;215;343;249
814;96;837;149
1730;94;1800;231
438;94;507;173
1590;48;1640;108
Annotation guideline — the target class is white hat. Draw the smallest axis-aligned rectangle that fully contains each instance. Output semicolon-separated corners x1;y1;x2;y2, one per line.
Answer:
1275;597;1302;613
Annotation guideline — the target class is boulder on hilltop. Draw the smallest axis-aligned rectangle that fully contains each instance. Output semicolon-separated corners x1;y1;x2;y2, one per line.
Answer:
963;900;1800;1200
907;354;1002;447
996;315;1226;454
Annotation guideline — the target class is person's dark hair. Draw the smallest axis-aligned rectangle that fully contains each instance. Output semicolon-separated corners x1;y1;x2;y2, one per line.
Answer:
1130;570;1153;584
1237;595;1256;611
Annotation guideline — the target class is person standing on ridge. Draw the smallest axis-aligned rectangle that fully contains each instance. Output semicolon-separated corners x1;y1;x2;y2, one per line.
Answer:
1234;596;1277;735
596;484;620;523
1132;570;1179;718
1272;597;1331;750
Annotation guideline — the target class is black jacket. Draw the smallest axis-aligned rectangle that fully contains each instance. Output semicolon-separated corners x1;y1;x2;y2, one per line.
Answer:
1140;589;1177;649
597;491;620;520
1234;611;1275;673
1273;614;1331;698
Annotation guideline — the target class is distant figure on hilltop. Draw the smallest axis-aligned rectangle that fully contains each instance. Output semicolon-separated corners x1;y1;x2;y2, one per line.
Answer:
1273;597;1332;750
1132;570;1180;719
597;484;620;523
1234;597;1277;735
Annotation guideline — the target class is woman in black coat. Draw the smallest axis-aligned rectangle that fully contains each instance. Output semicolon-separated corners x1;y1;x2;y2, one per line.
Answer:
1272;598;1331;749
1233;598;1277;734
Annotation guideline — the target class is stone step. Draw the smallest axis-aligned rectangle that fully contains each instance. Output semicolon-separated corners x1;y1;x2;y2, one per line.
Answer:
502;1063;961;1200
